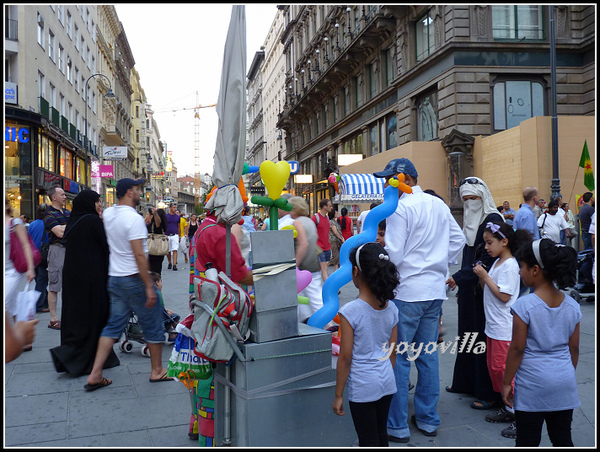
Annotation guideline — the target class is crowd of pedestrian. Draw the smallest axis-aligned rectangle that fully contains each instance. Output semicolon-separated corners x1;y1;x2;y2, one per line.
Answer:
4;161;593;447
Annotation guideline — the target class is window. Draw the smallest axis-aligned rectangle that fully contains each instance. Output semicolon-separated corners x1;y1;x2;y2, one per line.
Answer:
58;5;64;25
74;66;79;92
66;10;72;38
369;124;379;156
38;134;55;172
416;12;435;62
58;44;65;73
60;146;73;179
368;64;376;99
48;30;55;62
74;25;79;49
492;5;544;40
49;84;56;109
417;90;438;141
37;71;46;98
37;12;45;47
66;56;72;83
386;113;397;150
493;80;544;130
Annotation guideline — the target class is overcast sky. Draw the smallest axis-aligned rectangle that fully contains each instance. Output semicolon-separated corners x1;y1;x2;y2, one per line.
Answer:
115;4;279;177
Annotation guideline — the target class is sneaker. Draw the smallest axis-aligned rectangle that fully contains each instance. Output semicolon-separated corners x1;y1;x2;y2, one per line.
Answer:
485;407;515;423
167;263;172;269
173;265;178;271
501;422;517;439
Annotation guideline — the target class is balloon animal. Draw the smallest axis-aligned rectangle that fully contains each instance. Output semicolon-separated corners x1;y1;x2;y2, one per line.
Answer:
307;174;409;329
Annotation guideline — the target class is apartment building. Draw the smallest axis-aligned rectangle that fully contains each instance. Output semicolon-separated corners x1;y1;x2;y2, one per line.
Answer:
275;5;595;213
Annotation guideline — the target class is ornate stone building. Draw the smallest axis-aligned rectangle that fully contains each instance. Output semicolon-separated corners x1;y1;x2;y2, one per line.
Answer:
276;5;594;212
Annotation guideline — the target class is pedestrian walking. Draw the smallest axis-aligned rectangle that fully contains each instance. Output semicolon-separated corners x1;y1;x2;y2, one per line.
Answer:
472;221;532;435
145;207;168;275
372;158;465;442
338;207;353;241
333;242;399;447
85;178;173;391
43;186;71;330
50;190;120;377
165;203;181;270
503;239;580;445
312;198;333;282
27;203;50;313
328;210;344;272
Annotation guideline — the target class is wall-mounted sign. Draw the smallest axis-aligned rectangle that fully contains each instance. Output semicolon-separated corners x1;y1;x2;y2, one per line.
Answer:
5;82;17;105
288;160;299;175
5;126;29;143
294;174;313;184
99;165;114;178
102;146;127;159
337;154;363;166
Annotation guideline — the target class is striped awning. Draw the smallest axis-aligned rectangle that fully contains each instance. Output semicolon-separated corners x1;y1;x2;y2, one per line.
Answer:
335;173;385;203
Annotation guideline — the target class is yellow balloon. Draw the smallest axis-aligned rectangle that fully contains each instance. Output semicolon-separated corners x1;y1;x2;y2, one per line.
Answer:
260;161;290;199
281;225;298;238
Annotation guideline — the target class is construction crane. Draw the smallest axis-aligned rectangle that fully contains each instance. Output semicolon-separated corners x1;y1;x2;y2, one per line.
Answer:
154;93;216;204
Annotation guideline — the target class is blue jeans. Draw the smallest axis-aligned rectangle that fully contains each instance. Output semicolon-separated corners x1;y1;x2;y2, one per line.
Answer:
388;299;443;438
101;275;165;343
582;231;592;250
35;265;48;310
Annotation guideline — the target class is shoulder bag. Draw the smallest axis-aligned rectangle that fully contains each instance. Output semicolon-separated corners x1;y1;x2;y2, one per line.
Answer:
9;219;42;272
147;221;169;256
539;213;548;238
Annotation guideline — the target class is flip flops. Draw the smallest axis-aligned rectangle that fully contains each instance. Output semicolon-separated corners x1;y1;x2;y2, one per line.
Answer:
84;377;112;392
149;372;174;383
48;320;61;330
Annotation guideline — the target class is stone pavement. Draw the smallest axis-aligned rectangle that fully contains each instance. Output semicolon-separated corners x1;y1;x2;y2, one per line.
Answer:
4;258;596;447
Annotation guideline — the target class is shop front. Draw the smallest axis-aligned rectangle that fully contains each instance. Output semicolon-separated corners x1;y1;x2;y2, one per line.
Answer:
6;107;91;220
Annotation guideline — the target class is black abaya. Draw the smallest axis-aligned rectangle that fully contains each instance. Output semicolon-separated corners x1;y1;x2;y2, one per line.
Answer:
448;212;503;401
50;190;119;376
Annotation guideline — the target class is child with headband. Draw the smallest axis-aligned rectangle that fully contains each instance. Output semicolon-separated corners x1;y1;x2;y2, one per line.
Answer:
333;242;400;446
502;239;580;446
472;221;532;434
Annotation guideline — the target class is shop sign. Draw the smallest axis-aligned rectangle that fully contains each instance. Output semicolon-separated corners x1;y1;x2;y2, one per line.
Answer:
99;165;114;178
102;146;127;159
64;179;80;194
5;126;30;143
37;169;62;189
5;82;17;105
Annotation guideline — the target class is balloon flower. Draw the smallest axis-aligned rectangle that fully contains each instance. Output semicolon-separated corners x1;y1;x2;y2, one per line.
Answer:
328;172;340;194
308;173;409;329
250;161;293;230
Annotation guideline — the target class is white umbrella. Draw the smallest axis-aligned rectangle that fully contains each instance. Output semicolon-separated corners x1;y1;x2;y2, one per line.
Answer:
205;5;246;228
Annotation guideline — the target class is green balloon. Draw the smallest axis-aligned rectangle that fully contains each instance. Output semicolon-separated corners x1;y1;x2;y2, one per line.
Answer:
251;196;274;207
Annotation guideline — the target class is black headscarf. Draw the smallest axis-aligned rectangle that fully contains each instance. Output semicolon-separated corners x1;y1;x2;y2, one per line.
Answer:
65;189;100;236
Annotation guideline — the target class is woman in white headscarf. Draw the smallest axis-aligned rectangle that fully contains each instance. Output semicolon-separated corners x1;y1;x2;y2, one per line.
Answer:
446;177;504;409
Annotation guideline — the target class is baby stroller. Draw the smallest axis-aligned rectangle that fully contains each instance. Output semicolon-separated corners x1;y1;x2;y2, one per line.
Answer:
575;248;595;303
119;309;181;357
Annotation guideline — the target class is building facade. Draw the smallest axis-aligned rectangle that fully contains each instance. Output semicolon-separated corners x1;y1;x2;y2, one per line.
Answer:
276;5;595;213
246;49;266;189
5;4;100;217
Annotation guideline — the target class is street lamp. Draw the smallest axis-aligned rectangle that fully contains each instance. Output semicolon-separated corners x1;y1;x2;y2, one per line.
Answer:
84;73;115;188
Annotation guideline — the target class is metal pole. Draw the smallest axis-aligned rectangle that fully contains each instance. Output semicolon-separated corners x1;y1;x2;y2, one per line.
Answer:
549;5;561;200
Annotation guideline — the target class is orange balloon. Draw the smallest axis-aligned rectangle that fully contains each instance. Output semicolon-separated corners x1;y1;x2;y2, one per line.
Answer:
238;178;248;203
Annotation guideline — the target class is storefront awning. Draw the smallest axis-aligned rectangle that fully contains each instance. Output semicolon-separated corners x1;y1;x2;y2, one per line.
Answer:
335;173;385;203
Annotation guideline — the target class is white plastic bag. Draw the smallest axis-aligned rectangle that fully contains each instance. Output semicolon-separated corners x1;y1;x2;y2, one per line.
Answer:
15;282;41;322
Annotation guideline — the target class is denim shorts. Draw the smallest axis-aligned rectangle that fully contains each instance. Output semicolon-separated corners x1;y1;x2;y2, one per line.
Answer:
318;249;332;263
101;275;165;343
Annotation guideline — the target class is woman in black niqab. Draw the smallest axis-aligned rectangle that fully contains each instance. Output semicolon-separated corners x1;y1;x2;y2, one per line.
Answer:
50;190;119;376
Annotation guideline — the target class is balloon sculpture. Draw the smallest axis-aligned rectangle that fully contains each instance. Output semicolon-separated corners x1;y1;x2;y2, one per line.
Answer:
328;172;340;194
307;174;412;329
250;161;293;230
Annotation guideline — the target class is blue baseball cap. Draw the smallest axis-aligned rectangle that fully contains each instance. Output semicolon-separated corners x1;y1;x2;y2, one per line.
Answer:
373;158;418;179
116;178;144;198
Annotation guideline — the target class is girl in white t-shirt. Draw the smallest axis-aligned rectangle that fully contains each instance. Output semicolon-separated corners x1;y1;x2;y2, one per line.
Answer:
333;242;399;447
473;221;532;430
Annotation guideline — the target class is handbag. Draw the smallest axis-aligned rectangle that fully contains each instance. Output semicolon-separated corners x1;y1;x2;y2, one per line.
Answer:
148;222;169;256
9;219;42;272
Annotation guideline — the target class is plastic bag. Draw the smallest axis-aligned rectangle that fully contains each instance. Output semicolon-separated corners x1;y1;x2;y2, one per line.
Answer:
15;282;41;322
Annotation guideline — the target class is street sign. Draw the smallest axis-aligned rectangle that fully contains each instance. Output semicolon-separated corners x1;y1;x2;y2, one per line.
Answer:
288;160;299;175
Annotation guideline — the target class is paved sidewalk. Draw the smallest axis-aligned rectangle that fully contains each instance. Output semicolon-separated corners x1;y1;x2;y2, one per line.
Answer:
4;259;596;447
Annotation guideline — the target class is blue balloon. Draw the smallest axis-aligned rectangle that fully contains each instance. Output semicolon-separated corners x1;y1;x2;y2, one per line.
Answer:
307;184;400;328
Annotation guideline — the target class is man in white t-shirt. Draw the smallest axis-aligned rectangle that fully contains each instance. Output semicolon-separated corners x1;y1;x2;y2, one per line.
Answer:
356;202;379;233
537;199;571;244
85;178;173;391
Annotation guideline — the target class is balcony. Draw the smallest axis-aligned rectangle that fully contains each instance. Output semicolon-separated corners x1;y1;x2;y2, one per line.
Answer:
104;124;125;146
61;116;69;134
39;97;49;118
51;107;60;127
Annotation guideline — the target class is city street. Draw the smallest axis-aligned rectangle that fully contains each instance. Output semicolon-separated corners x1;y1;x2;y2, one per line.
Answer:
4;258;596;447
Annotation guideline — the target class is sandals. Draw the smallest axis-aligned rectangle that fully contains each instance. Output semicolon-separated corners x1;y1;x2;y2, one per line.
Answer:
470;400;498;410
48;320;61;330
84;377;112;392
149;372;174;383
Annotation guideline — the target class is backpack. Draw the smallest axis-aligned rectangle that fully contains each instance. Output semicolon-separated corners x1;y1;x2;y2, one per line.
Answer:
190;270;254;363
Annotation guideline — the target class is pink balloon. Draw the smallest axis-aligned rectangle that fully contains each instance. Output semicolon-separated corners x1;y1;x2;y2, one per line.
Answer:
296;267;312;293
